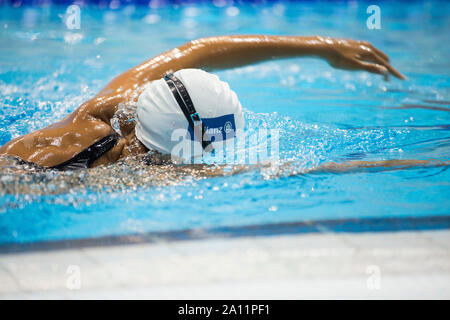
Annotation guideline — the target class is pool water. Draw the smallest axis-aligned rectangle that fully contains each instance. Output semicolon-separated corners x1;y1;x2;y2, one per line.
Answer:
0;1;449;244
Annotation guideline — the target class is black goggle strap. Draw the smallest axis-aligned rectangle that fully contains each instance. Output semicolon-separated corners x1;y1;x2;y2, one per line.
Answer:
164;73;213;152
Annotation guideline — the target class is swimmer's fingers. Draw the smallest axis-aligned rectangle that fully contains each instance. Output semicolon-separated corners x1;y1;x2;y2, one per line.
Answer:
362;42;390;62
385;63;406;80
352;59;389;80
359;51;406;80
323;38;406;80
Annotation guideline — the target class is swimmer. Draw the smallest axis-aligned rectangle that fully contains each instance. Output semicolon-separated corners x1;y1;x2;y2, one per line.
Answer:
0;35;442;173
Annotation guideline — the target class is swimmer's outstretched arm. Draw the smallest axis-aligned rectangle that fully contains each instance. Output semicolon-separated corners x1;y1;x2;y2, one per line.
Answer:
210;159;449;178
302;159;449;174
95;35;405;121
186;35;405;79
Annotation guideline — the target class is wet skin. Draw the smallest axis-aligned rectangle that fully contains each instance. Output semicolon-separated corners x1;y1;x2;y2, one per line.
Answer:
0;35;409;170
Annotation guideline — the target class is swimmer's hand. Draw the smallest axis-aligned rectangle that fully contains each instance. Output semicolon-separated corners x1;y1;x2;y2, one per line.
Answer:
319;37;406;80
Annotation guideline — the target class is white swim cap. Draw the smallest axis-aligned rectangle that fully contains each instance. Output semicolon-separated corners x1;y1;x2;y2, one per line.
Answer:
135;68;244;158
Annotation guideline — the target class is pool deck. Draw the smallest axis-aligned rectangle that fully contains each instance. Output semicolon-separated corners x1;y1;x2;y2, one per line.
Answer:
0;229;449;299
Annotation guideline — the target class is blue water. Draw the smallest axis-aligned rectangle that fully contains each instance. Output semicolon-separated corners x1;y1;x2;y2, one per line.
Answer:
0;1;449;244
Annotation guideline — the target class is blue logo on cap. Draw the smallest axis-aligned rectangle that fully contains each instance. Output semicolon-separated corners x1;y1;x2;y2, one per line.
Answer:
187;114;236;142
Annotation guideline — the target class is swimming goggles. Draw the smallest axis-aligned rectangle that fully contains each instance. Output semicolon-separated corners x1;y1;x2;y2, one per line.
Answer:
164;73;213;152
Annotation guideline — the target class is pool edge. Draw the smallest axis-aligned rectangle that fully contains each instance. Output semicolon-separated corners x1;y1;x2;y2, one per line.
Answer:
1;215;449;255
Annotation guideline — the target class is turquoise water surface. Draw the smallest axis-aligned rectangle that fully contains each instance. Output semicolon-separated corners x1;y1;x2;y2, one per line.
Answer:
0;1;449;244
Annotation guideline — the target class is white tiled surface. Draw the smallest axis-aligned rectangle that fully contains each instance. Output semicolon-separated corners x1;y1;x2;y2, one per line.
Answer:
0;230;449;299
422;230;450;249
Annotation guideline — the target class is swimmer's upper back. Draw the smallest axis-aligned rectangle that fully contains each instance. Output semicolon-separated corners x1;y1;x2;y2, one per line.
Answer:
0;105;117;167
